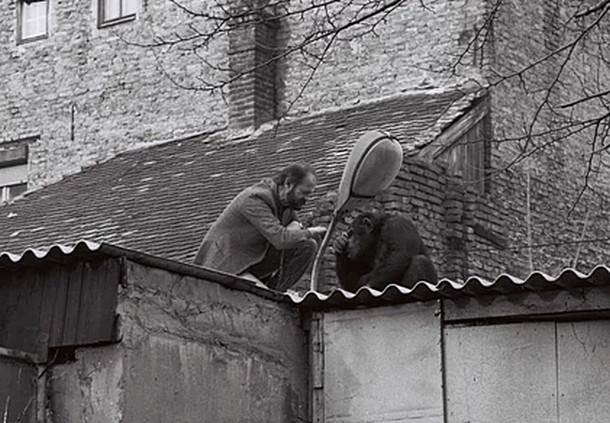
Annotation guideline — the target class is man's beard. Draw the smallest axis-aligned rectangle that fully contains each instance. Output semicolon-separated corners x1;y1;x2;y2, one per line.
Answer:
287;190;307;210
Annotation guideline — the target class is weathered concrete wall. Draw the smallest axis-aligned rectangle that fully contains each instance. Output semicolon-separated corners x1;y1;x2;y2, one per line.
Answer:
119;261;309;423
48;345;124;423
47;260;308;423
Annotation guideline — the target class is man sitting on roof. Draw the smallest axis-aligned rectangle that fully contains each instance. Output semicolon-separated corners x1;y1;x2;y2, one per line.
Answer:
194;163;327;291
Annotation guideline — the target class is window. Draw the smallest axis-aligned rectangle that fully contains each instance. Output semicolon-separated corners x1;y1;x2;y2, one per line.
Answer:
440;118;488;192
18;0;48;42
99;0;138;26
0;140;30;204
1;183;27;203
434;102;491;194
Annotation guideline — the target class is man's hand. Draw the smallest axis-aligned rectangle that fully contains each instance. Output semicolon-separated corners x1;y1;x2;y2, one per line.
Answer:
287;220;326;238
332;232;349;255
307;226;327;237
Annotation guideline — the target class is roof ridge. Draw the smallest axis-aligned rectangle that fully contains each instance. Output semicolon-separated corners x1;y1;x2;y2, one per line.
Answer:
209;86;482;148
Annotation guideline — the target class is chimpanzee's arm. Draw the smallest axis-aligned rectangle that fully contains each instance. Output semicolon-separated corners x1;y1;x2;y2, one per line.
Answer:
335;254;369;292
359;216;423;290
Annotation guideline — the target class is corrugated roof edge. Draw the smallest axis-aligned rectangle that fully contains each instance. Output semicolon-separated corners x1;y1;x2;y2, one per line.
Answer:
4;241;608;310
0;240;289;304
288;266;610;309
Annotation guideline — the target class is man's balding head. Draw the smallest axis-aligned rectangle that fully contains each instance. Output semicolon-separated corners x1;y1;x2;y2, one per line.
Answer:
274;163;317;210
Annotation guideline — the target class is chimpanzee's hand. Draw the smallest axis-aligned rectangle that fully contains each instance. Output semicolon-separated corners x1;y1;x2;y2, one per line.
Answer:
332;233;350;255
287;220;303;230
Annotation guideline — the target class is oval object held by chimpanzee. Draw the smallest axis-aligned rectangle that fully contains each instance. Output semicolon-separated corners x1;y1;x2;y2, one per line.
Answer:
335;130;403;213
310;130;404;290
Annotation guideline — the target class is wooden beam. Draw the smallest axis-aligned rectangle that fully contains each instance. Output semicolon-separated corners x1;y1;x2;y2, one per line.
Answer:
432;99;489;158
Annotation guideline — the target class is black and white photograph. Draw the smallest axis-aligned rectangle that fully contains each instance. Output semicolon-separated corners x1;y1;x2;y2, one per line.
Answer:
0;0;609;421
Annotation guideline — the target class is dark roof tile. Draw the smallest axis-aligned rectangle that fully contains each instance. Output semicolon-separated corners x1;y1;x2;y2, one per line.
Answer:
0;90;471;261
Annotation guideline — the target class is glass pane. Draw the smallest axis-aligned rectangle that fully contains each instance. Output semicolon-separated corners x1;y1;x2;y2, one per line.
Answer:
21;0;47;39
103;0;121;21
446;147;460;175
123;0;138;16
8;183;27;200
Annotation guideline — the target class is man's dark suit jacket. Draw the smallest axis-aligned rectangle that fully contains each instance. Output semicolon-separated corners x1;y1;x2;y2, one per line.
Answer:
194;178;311;275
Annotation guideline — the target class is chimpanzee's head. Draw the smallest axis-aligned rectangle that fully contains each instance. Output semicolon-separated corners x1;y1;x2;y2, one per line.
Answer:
345;212;382;260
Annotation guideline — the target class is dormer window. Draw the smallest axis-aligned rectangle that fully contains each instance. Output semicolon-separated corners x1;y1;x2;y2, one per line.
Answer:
0;139;31;204
434;99;491;194
99;0;138;27
18;0;48;43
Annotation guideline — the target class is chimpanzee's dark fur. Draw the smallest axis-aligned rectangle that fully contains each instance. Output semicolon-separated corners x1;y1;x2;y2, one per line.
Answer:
334;211;437;292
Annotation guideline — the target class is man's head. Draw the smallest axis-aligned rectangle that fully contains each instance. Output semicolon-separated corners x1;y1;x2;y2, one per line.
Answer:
273;163;317;210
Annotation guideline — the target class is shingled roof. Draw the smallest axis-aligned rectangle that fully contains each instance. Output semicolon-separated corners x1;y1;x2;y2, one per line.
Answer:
0;89;473;262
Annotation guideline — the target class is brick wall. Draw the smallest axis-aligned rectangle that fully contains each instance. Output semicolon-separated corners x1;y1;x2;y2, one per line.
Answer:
297;0;609;279
308;157;513;292
488;0;610;275
1;0;492;189
280;0;488;116
0;0;228;189
228;6;279;130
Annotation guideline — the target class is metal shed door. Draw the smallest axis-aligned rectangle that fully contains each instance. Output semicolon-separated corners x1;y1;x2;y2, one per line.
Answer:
445;320;610;423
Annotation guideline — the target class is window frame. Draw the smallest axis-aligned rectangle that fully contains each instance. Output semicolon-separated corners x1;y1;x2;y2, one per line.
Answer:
98;0;138;28
1;183;28;203
0;138;32;204
16;0;49;44
433;99;491;194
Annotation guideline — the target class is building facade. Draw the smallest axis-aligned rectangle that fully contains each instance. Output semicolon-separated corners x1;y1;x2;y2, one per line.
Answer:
0;0;608;282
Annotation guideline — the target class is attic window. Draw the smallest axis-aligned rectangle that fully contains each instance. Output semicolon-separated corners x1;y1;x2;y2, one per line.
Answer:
18;0;48;43
434;101;491;194
0;139;31;204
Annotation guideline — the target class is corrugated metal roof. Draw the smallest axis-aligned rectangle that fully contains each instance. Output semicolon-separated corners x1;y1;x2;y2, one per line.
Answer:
287;266;610;309
0;239;105;267
4;241;608;310
0;240;289;303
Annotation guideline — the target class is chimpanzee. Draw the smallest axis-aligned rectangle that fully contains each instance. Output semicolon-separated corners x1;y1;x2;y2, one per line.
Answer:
333;211;437;292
